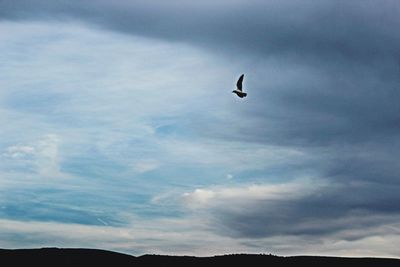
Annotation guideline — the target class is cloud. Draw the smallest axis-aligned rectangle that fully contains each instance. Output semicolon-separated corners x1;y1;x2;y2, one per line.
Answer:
35;134;62;178
0;217;246;256
2;134;62;178
1;1;399;61
182;179;321;208
160;138;306;172
132;160;160;173
2;2;399;149
0;20;234;179
1;215;399;257
3;145;35;158
181;180;400;240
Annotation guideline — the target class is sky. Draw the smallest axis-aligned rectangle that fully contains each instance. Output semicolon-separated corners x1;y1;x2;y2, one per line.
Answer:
1;0;400;257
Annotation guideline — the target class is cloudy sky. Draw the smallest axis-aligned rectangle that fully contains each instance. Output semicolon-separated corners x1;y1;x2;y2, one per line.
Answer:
1;0;400;257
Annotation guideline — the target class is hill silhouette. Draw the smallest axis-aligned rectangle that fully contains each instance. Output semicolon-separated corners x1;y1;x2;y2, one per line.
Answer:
0;248;399;266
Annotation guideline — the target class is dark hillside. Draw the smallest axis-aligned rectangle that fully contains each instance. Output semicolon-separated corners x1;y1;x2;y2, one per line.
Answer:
1;248;399;267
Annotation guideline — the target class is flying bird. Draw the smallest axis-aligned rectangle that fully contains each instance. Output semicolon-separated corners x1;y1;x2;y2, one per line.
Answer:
232;74;247;98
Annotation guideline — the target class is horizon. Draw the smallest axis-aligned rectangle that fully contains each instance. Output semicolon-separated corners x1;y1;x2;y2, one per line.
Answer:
1;247;400;259
1;0;400;258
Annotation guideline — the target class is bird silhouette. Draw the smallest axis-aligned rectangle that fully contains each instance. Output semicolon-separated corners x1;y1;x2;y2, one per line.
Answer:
232;74;247;98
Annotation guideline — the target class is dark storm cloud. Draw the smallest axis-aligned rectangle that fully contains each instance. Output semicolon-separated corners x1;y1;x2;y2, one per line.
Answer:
1;0;399;60
206;182;400;239
2;0;400;240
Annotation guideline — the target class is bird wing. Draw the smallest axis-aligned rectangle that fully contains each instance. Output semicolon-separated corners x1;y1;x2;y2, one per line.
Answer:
236;74;244;91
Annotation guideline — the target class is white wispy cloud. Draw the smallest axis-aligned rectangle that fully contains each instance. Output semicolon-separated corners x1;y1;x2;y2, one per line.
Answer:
181;178;325;209
131;159;160;173
35;134;62;178
159;138;307;171
2;134;63;179
3;145;35;158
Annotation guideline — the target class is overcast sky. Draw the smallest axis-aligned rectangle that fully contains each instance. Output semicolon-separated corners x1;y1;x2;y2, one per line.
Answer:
1;0;400;257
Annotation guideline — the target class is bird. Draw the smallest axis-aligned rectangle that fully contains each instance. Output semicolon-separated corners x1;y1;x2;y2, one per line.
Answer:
232;74;247;98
